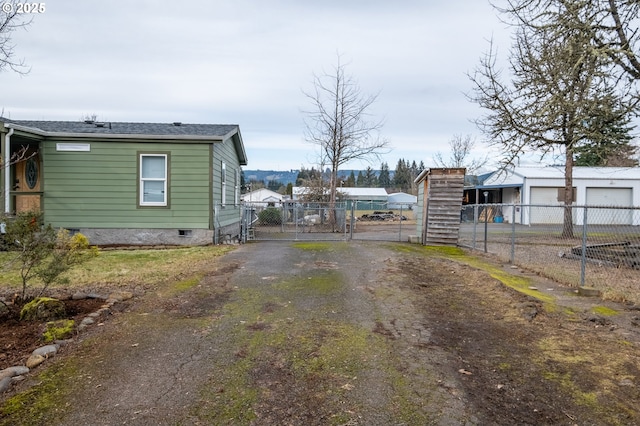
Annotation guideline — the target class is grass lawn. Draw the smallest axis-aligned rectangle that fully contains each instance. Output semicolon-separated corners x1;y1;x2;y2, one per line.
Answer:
0;245;234;294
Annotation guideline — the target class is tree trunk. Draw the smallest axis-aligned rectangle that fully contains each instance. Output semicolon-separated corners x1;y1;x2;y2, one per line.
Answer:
562;149;574;238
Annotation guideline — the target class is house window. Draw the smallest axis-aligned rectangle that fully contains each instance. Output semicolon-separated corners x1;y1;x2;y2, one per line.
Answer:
234;168;240;205
140;154;168;206
25;158;38;189
221;161;227;206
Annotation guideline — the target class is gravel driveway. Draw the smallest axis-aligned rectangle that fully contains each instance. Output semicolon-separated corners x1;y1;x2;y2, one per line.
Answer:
2;240;639;425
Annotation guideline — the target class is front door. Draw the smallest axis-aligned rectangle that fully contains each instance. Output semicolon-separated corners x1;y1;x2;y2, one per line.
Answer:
14;154;41;213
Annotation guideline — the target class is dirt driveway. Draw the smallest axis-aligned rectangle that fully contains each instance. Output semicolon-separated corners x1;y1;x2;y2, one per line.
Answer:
2;241;640;425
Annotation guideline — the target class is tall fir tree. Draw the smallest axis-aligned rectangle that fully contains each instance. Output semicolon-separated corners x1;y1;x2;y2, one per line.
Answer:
378;162;391;188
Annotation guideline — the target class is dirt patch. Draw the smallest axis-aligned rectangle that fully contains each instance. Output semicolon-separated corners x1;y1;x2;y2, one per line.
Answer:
0;297;106;370
1;242;639;425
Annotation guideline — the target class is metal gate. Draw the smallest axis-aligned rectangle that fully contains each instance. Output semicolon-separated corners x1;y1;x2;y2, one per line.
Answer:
349;202;415;242
241;201;349;241
241;200;417;242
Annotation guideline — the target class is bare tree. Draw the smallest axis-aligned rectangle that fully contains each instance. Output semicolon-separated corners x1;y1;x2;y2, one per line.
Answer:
0;0;32;74
469;2;638;237
303;55;389;222
433;134;489;174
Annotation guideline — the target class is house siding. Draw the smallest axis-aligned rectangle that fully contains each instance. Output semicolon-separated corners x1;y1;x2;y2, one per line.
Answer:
42;140;211;229
212;135;243;239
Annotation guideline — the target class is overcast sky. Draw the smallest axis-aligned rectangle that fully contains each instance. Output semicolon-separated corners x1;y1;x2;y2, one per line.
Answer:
1;0;512;171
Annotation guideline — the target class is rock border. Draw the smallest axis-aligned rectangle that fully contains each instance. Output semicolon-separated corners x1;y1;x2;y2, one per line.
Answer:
0;290;134;394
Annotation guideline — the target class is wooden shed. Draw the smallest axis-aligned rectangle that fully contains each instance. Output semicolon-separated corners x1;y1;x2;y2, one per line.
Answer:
414;168;466;245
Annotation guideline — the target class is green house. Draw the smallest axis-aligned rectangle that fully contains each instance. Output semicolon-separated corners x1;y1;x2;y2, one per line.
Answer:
0;118;247;246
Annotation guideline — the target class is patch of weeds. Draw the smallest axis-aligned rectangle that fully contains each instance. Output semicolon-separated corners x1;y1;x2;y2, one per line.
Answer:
537;337;590;364
292;242;334;251
275;270;343;295
591;306;618;316
416;246;557;307
542;371;599;409
0;361;79;425
164;274;202;295
193;357;258;425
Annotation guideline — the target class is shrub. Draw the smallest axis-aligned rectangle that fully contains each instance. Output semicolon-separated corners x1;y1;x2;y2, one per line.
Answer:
4;211;99;300
258;207;283;225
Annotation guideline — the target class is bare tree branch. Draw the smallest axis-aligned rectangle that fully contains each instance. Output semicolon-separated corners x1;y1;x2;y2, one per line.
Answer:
433;134;489;174
302;54;389;214
0;0;32;74
469;0;638;237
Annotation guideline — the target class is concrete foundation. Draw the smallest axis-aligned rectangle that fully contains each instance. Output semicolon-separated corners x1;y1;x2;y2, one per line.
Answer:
78;228;215;247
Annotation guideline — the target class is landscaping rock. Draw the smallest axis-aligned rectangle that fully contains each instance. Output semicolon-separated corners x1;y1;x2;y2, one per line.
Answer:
72;292;88;300
19;297;67;321
107;291;134;303
26;354;46;369
0;366;29;379
0;376;11;393
80;317;95;327
33;344;59;358
43;319;75;342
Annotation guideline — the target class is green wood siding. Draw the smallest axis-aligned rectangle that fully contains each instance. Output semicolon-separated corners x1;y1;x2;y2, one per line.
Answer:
42;141;212;229
212;136;243;229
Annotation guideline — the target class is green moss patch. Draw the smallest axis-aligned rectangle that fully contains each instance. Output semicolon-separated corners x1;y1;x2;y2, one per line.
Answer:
0;361;78;425
292;242;334;251
43;319;75;343
591;306;618;316
275;270;343;295
19;297;67;321
417;245;557;306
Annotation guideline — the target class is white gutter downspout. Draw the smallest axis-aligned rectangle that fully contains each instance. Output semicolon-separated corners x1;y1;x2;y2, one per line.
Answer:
4;125;13;214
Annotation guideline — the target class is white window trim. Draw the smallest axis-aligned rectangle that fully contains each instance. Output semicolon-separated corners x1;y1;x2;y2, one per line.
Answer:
140;154;168;206
234;168;240;205
221;161;227;206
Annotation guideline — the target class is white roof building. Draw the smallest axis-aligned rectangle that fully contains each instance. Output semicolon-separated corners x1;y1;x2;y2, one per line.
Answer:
241;188;284;205
478;166;640;225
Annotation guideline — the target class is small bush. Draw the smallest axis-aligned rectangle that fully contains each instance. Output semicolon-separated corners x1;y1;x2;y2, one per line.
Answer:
258;207;283;225
4;211;99;300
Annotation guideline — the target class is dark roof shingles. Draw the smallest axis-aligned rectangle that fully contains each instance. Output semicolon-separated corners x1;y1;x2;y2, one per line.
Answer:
3;118;238;137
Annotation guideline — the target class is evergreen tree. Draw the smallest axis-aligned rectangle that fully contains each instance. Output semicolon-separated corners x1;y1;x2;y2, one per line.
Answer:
364;166;378;187
393;159;412;192
356;171;365;187
346;171;356;187
378;162;391;188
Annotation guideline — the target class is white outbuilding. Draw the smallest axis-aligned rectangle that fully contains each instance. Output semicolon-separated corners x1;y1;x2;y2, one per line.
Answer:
478;166;640;225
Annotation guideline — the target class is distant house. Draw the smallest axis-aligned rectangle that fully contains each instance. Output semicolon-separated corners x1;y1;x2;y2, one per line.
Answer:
292;186;389;210
1;118;247;245
476;166;640;225
241;188;284;206
388;192;417;209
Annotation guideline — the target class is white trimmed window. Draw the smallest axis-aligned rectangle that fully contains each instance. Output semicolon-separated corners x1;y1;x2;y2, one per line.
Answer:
234;168;240;205
221;161;227;206
140;154;167;206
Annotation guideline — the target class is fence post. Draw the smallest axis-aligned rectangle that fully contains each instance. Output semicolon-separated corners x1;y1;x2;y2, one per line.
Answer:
294;204;299;239
399;204;403;242
580;205;588;287
510;203;516;263
484;204;488;253
472;204;478;249
349;202;355;240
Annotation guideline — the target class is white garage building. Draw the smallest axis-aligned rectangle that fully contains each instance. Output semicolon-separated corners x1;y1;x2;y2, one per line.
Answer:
479;166;640;225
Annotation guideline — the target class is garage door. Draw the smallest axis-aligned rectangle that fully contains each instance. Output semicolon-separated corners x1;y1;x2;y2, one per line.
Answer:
586;187;632;225
529;187;564;224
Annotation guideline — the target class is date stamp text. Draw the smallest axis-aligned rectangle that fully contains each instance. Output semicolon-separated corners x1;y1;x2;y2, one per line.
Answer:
2;2;46;14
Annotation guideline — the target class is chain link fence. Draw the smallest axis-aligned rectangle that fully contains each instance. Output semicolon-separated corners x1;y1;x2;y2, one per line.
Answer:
460;203;640;302
241;201;349;241
349;202;416;242
240;201;417;242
